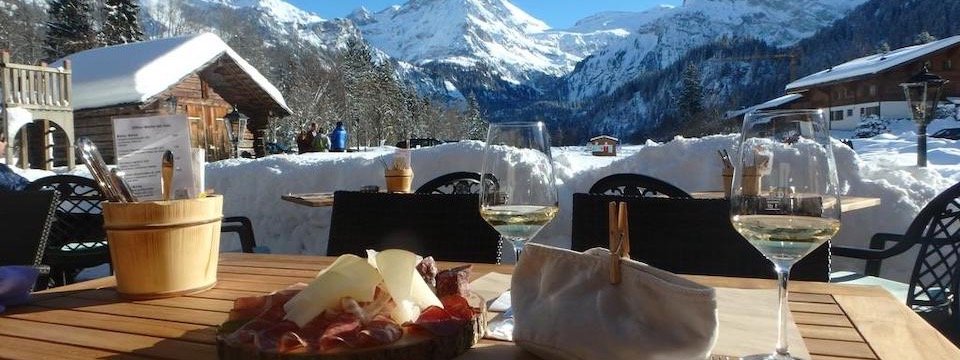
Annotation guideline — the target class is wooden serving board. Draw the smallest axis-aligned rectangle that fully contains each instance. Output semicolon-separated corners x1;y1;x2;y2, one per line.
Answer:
217;294;486;360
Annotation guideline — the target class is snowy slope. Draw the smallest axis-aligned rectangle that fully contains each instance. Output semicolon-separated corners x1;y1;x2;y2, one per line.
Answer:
564;0;868;101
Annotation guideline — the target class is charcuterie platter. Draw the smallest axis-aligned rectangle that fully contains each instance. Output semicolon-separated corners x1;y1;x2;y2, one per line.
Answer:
217;250;485;359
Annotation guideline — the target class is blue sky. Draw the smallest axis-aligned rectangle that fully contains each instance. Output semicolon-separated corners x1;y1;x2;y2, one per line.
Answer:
287;0;684;28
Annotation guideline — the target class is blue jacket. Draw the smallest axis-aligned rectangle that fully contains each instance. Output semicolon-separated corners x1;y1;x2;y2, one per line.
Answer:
0;164;29;192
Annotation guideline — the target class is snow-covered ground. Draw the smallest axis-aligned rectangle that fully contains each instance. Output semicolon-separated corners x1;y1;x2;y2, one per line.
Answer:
17;118;960;283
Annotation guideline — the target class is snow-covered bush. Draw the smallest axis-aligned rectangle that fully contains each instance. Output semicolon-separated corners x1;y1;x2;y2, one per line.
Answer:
854;115;889;138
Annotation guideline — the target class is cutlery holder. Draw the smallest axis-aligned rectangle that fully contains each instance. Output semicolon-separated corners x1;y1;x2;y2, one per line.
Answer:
103;195;222;299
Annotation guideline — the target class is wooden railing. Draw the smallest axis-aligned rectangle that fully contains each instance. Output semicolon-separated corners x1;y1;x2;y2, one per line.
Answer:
1;51;71;111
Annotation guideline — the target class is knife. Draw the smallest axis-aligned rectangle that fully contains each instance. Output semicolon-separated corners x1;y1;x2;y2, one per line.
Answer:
161;150;174;201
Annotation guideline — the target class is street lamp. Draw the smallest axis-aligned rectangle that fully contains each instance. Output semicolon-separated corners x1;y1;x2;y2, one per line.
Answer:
900;65;949;167
223;109;247;158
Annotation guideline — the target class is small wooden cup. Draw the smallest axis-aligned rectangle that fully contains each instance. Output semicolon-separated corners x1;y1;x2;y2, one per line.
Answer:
385;168;414;193
722;167;733;198
742;166;761;196
102;196;223;299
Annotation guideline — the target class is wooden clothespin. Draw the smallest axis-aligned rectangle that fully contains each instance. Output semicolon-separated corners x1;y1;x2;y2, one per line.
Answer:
608;201;631;285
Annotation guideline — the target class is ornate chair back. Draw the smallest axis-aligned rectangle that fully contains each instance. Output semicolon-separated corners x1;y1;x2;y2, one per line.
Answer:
588;173;692;198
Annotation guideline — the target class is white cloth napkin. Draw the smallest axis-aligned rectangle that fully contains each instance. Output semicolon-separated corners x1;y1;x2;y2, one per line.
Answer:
511;243;719;360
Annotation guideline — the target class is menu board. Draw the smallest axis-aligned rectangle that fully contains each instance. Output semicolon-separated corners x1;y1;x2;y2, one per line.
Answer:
112;114;196;201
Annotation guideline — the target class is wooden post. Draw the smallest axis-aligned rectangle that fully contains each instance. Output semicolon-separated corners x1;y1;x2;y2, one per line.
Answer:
18;126;28;169
247;113;269;158
42;120;52;170
0;51;11;105
63;60;72;107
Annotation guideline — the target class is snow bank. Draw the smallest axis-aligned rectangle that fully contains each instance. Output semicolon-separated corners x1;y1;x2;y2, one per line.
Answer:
202;127;960;281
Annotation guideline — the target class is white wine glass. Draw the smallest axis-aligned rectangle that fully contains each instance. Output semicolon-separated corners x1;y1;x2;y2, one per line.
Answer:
730;109;841;360
479;122;559;263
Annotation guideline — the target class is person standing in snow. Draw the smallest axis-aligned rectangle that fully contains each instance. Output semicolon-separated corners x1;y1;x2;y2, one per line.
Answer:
313;126;330;152
296;123;318;154
0;133;30;192
329;121;347;152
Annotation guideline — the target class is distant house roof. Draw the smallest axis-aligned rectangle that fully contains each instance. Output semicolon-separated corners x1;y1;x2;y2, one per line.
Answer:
786;35;960;91
53;33;290;115
590;135;619;142
724;93;803;119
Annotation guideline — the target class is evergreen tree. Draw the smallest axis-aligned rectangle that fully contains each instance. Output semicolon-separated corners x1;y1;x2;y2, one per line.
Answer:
676;63;704;123
464;93;488;140
45;0;99;60
914;31;937;45
101;0;144;45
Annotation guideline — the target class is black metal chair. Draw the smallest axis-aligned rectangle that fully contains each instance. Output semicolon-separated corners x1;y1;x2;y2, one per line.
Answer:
833;181;960;330
327;191;502;263
222;216;257;253
0;190;60;291
571;194;829;281
415;172;499;195
588;173;693;198
25;175;110;287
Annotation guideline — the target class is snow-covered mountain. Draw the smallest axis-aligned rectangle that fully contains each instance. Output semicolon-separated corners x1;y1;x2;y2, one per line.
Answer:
354;0;631;85
563;0;868;101
139;0;357;52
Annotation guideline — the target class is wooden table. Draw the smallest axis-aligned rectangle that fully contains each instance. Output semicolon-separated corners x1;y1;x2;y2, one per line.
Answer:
280;192;334;207
3;253;956;360
691;192;882;213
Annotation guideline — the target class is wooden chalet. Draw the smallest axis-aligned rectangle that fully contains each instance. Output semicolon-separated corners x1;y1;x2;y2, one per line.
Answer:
54;32;290;164
783;35;960;130
589;135;619;156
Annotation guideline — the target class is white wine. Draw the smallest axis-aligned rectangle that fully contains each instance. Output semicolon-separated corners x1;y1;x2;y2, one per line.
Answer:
480;205;559;240
732;215;840;262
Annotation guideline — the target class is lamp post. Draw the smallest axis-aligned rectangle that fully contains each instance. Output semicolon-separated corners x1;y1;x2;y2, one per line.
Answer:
223;109;247;158
900;65;949;167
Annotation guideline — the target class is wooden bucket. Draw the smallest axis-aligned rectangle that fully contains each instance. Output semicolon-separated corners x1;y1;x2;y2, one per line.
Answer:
385;168;414;193
102;195;223;299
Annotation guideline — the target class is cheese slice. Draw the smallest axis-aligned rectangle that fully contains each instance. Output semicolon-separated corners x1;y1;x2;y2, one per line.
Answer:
283;254;381;327
373;249;443;323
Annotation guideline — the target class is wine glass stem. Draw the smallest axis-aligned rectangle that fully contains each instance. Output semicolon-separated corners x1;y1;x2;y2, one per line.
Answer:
775;266;792;358
505;236;525;262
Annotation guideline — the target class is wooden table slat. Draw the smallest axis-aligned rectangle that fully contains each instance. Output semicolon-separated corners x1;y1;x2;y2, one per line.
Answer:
0;334;152;360
797;324;867;342
790;301;846;315
33;296;227;326
3;306;217;344
804;338;878;359
0;317;217;360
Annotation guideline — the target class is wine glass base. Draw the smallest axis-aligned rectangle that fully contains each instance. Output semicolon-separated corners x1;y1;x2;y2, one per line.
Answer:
743;353;803;360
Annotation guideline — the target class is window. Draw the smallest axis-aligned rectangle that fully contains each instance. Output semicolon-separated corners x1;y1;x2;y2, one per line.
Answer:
945;59;953;71
861;106;880;118
847;109;853;117
830;110;844;121
869;85;877;97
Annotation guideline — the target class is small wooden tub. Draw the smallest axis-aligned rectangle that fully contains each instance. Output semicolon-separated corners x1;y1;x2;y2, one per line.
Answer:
103;195;223;299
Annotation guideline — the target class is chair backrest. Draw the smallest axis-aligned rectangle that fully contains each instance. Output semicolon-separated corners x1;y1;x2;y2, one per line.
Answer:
899;181;960;313
571;194;829;281
415;172;499;195
588;173;693;198
24;175;107;250
0;190;59;266
327;191;502;263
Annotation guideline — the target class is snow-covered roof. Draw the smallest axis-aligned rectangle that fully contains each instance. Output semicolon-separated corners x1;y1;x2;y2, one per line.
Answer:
53;33;290;114
786;35;960;91
590;135;619;142
724;93;803;119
